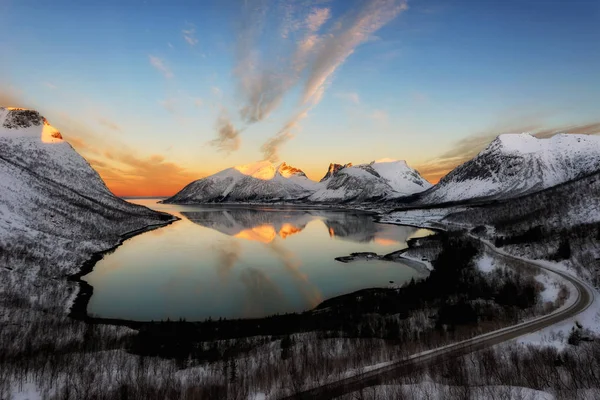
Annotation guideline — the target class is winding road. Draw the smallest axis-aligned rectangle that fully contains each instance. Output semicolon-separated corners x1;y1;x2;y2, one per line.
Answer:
282;236;596;400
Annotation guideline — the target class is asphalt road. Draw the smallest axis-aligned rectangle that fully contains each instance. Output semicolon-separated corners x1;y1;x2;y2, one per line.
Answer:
281;239;595;400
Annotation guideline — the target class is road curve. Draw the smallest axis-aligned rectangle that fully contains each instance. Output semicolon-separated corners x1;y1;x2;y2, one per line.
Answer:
281;238;595;400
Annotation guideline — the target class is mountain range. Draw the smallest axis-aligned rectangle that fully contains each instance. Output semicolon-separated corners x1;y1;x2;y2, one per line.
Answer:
165;132;600;206
163;159;432;204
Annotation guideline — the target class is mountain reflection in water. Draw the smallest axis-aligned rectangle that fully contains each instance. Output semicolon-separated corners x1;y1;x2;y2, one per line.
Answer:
84;200;432;321
181;208;419;245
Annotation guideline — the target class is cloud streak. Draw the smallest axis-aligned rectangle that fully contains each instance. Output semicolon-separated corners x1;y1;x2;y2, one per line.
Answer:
98;117;120;131
213;0;407;159
55;112;199;196
182;25;198;46
149;55;174;79
210;111;242;153
300;0;407;106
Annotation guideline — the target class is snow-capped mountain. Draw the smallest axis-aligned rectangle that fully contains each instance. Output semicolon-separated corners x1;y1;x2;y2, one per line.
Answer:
320;163;352;182
163;161;318;203
416;133;600;204
0;107;170;312
309;159;431;203
165;158;431;204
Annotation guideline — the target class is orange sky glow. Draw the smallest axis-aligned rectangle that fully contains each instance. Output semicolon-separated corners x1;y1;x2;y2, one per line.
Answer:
92;163;446;197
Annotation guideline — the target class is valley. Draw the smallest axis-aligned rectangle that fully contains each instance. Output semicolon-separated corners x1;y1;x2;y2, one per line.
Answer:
1;106;600;399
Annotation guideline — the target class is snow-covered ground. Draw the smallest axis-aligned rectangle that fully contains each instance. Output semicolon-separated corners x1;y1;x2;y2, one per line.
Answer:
345;380;557;400
516;258;600;350
379;206;466;228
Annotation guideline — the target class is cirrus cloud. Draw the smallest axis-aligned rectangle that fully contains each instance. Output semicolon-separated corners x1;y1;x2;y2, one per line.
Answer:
149;55;174;79
213;0;408;161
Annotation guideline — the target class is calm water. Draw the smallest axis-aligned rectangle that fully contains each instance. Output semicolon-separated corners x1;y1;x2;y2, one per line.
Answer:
83;199;432;321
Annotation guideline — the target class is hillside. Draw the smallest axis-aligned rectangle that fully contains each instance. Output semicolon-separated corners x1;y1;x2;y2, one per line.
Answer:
414;133;600;205
0;107;172;313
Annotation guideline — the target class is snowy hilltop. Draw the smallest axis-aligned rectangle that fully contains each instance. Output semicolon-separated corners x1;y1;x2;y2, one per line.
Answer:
310;159;432;203
164;159;431;204
0;107;172;313
414;133;600;205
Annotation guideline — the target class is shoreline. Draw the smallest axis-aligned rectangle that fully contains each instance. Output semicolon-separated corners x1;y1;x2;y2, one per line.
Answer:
66;203;439;329
68;215;180;327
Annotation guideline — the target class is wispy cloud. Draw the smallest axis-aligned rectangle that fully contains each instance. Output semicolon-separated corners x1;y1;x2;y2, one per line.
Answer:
261;106;310;162
300;0;408;106
98;117;120;131
43;82;57;90
56;113;199;196
182;24;198;46
261;131;294;163
217;0;407;158
210;110;241;153
149;55;174;79
261;85;324;162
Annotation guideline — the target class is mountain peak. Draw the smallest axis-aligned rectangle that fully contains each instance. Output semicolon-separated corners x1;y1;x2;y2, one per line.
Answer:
320;162;352;182
0;107;63;143
484;133;600;157
233;160;275;180
484;133;538;155
277;162;307;178
420;132;600;204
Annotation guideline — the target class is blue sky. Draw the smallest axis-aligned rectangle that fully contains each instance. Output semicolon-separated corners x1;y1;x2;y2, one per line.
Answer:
1;0;599;195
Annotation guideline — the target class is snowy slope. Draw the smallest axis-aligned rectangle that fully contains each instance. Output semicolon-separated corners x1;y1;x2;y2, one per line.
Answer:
370;159;432;195
309;159;431;203
0;107;171;312
163;161;318;203
417;133;600;204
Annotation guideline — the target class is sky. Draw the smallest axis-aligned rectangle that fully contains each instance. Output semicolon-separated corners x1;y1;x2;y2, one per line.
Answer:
1;0;599;196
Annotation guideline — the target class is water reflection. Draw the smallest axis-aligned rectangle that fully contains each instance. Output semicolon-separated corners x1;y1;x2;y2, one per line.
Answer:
84;200;432;321
181;208;420;245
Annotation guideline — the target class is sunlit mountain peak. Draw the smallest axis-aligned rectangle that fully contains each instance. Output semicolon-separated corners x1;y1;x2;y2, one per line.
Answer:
0;107;63;143
233;160;276;180
277;162;307;178
230;160;311;182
